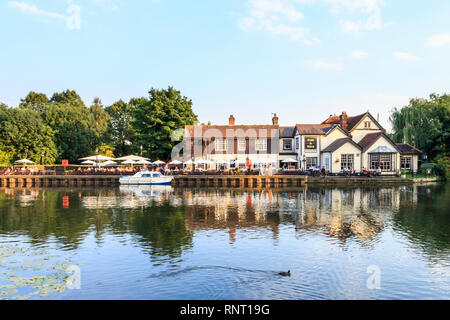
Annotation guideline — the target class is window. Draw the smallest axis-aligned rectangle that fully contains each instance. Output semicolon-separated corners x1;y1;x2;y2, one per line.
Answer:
364;121;371;128
295;137;300;150
283;139;292;150
370;154;392;171
215;139;227;152
306;157;318;167
401;157;412;170
255;139;267;151
238;139;246;152
341;154;354;170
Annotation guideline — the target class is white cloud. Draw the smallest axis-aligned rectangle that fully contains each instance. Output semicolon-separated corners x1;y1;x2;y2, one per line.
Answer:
426;33;450;48
351;49;368;59
393;51;420;61
7;1;81;30
238;0;319;45
306;59;344;71
325;0;385;33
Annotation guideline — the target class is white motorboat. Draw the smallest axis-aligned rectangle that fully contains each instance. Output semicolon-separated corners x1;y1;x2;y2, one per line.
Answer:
119;170;174;185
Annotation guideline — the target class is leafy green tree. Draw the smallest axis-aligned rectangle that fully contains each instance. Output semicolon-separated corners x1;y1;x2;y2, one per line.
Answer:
89;97;110;144
132;87;198;160
50;89;86;108
105;99;137;157
19;91;49;112
41;103;96;163
390;93;450;160
0;107;57;164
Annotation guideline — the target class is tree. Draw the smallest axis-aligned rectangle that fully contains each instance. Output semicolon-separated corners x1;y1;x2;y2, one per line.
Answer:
132;87;198;160
50;89;86;108
105;99;137;157
19;91;49;112
41;103;97;163
0;107;57;164
390;93;450;160
89;97;110;145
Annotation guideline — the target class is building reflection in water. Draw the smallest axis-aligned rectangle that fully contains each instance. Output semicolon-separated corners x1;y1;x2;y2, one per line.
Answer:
0;184;436;250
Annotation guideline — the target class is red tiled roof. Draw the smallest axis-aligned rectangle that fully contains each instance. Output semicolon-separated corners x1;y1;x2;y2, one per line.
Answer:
322;112;369;132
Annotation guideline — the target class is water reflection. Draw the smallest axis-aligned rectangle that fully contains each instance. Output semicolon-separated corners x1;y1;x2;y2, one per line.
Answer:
0;184;448;259
0;184;449;299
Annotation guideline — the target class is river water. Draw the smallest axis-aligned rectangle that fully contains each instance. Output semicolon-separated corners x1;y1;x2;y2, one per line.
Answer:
0;183;448;300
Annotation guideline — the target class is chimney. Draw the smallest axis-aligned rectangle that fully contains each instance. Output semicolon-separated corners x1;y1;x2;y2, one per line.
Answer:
272;113;279;126
340;112;348;131
229;115;235;126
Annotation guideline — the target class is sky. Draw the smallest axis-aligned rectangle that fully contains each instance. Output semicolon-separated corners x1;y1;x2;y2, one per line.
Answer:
1;0;450;130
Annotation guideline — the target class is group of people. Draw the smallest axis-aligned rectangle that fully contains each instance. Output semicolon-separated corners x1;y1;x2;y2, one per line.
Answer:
0;167;41;175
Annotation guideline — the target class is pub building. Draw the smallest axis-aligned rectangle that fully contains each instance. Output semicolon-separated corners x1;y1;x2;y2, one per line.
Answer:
182;112;423;174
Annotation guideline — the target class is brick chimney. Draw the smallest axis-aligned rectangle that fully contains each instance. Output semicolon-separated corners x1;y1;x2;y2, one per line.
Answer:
340;112;348;131
229;115;235;126
272;113;279;126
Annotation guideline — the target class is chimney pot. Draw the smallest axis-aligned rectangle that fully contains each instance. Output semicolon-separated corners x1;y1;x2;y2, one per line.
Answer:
340;112;348;131
272;113;279;126
229;115;235;126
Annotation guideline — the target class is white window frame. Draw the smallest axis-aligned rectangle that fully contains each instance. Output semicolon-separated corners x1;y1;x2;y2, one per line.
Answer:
215;138;228;152
255;139;267;151
283;139;292;151
238;139;246;152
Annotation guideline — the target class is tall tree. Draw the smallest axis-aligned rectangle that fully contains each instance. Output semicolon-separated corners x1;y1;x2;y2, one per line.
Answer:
89;97;110;144
390;93;450;160
0;107;57;164
50;89;86;108
105;99;138;157
19;91;49;112
42;103;96;163
132;87;198;160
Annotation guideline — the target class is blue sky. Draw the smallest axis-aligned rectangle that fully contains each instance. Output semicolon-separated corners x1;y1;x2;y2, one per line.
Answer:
1;0;450;130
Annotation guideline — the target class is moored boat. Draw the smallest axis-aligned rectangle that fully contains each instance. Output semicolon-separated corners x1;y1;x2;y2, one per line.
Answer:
119;170;173;185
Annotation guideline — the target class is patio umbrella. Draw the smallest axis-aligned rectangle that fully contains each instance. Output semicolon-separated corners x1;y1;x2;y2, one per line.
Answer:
169;160;183;165
101;160;118;166
282;158;298;163
216;160;229;165
153;160;166;165
116;155;150;162
136;160;152;165
122;160;137;165
15;159;35;164
81;160;96;165
79;155;115;161
184;160;194;165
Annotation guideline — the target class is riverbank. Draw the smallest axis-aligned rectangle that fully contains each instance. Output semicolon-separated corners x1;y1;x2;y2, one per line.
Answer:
0;174;443;188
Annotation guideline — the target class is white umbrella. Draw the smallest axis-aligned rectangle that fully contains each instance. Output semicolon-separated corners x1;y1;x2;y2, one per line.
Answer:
184;160;194;165
153;160;166;165
15;159;34;164
101;160;118;166
116;155;150;161
79;155;115;161
282;158;298;163
81;160;96;165
136;160;152;165
194;159;207;165
122;160;137;165
169;160;183;165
